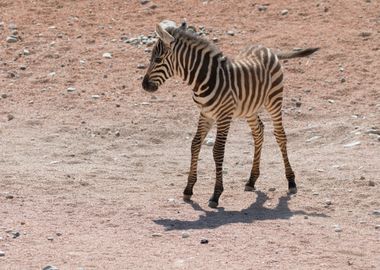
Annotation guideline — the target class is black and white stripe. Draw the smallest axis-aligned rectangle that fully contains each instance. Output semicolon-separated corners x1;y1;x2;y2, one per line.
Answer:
142;20;319;208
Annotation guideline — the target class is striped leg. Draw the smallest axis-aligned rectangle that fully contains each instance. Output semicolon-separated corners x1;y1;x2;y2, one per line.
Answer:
183;114;213;201
267;106;297;193
208;116;232;208
245;115;265;191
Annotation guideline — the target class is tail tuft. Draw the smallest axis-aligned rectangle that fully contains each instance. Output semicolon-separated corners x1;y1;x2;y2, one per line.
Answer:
276;47;319;60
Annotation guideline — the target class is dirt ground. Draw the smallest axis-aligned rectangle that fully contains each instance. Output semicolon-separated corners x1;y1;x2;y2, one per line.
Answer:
1;0;379;269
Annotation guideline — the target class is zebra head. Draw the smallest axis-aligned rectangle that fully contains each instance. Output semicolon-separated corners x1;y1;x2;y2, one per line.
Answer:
142;20;187;92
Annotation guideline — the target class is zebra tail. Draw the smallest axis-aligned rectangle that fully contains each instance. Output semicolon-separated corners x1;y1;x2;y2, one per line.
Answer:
276;47;320;60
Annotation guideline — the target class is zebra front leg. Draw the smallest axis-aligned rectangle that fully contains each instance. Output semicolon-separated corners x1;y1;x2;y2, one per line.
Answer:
268;108;297;193
245;115;264;191
208;116;232;208
183;114;213;201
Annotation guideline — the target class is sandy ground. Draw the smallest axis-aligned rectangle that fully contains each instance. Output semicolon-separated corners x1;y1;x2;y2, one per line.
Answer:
0;0;380;269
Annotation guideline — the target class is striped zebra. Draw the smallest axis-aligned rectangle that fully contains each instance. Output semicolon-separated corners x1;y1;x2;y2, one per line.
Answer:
142;20;319;208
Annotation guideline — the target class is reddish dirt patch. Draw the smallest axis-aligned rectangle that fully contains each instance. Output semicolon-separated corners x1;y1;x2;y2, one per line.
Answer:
1;0;379;269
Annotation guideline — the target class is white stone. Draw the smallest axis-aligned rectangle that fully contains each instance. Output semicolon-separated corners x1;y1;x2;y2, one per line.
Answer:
181;231;190;238
67;87;76;92
343;141;361;148
102;52;112;59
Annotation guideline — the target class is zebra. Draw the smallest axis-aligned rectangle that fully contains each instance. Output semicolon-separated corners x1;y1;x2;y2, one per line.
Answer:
142;20;319;208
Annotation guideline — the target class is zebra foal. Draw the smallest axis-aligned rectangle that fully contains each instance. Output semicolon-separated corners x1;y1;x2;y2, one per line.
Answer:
142;20;319;208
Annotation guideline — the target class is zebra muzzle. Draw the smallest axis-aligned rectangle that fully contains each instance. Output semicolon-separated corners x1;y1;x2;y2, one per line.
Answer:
142;76;158;92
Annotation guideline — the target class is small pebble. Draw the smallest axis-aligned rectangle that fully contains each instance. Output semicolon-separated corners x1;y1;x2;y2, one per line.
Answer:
140;0;150;5
325;199;332;205
1;93;8;99
204;137;215;146
268;187;276;192
312;192;319;196
12;231;20;238
42;266;59;270
368;180;375;187
47;236;54;241
102;52;112;59
91;95;100;99
0;251;4;257
334;225;342;232
343;141;361;148
200;238;209;244
304;216;309;219
328;99;335;104
23;49;30;55
372;210;380;216
20;65;27;70
7;114;14;121
6;36;18;43
181;231;190;238
341;78;346;83
257;5;268;11
152;233;162;237
115;131;120;137
375;225;380;230
5;195;14;199
227;30;235;36
281;9;289;16
67;87;76;92
137;63;146;69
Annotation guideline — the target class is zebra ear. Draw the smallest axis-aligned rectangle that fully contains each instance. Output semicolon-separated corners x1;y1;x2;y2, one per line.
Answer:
156;22;175;46
180;19;187;30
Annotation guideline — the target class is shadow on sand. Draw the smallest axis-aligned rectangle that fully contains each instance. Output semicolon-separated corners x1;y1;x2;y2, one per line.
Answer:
153;191;328;230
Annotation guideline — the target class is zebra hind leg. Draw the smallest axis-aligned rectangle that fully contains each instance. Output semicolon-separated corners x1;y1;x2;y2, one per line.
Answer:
245;115;264;192
268;108;297;193
208;116;231;208
183;114;213;201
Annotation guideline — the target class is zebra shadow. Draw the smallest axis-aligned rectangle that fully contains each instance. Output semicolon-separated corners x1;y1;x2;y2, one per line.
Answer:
153;191;328;230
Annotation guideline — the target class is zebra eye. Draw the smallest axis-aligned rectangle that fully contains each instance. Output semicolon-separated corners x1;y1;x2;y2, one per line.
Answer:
154;57;162;63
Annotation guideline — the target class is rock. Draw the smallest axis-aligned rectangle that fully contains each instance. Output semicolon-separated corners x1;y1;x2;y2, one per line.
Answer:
227;30;235;36
47;236;54;241
6;36;18;43
343;141;361;148
200;238;209;244
91;95;100;99
181;231;190;238
212;37;219;43
360;176;365;180
115;131;120;137
281;9;289;15
5;195;14;199
375;225;380;230
295;101;302;107
368;180;375;187
325;199;332;205
304;216;309;219
268;187;276;192
42;266;59;270
0;251;4;257
365;128;380;135
152;232;162;237
372;210;380;216
1;93;8;99
334;225;342;232
67;87;76;92
306;135;321;142
204;137;214;146
23;49;30;55
137;63;146;69
257;5;268;11
140;0;150;5
341;78;346;83
102;52;112;59
20;65;27;70
7;114;14;121
328;99;335;104
359;31;371;37
11;231;20;238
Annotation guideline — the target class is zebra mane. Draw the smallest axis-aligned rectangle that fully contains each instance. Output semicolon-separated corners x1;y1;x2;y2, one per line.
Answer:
167;27;223;56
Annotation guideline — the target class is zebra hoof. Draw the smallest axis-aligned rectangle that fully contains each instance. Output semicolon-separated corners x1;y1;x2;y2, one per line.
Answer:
244;185;256;192
208;200;218;208
288;187;298;194
183;194;192;201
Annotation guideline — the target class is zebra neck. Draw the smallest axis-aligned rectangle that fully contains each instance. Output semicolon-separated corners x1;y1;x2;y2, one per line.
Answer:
172;41;226;93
